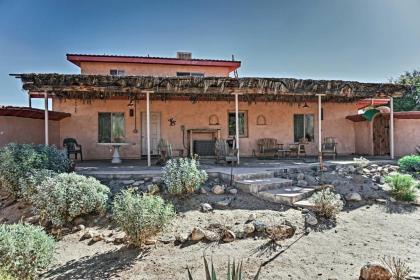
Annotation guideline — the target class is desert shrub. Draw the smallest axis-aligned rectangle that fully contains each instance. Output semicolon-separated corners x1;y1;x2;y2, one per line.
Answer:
18;169;57;201
353;156;370;168
398;155;420;173
0;223;55;279
187;256;261;280
0;268;17;280
162;157;208;195
112;189;175;246
385;173;418;201
30;172;110;227
381;256;411;280
0;143;69;197
310;188;344;219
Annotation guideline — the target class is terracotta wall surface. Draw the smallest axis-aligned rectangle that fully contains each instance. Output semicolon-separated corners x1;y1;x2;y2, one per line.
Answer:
79;62;231;77
354;121;372;155
394;119;420;156
53;99;358;160
0;116;60;147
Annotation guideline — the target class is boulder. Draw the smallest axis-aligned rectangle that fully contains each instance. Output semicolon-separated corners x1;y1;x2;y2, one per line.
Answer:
144;239;157;245
24;215;40;224
222;230;236;243
297;180;308;188
265;224;295;240
92;233;104;242
305;213;318;226
247;213;257;222
81;230;96;240
253;220;267;233
359;263;392;280
122;180;135;185
212;185;225;195
159;234;176;244
347;165;356;173
215;198;231;208
204;230;220;242
191;227;205;241
200;203;213;212
113;232;127;244
132;180;145;186
244;223;255;234
228;188;238;195
346;192;362;202
175;232;189;244
200;187;208;194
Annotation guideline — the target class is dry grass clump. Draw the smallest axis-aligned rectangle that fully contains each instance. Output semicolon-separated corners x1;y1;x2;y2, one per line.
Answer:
310;188;344;219
381;256;411;280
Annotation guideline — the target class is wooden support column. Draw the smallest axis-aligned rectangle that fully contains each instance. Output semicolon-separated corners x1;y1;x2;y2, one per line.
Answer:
144;91;153;166
390;97;394;159
44;92;49;145
316;94;325;165
234;92;240;164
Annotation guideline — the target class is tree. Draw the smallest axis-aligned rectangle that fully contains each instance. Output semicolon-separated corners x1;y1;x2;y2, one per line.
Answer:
391;70;420;112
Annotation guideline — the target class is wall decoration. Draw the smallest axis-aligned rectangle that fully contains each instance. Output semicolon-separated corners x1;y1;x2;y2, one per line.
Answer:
256;114;267;125
168;117;176;126
209;114;219;125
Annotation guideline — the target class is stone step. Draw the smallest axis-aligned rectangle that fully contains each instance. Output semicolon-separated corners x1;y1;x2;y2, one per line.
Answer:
293;199;316;210
257;186;317;205
219;170;275;183
235;177;293;193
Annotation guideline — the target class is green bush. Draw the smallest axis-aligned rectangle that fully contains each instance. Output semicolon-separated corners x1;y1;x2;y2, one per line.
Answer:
0;143;69;197
30;172;110;227
0;223;55;279
310;188;344;219
398;155;420;172
162;157;208;195
385;173;418;201
112;189;175;246
0;268;18;280
19;169;57;201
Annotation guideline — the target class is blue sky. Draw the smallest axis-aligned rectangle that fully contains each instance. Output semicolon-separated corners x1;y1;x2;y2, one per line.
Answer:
1;0;419;108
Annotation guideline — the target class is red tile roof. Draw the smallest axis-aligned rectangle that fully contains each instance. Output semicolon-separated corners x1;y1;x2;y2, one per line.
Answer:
0;106;71;121
66;53;241;72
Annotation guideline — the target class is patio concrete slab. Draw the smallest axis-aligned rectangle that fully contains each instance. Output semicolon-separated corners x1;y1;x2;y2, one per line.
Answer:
235;177;293;193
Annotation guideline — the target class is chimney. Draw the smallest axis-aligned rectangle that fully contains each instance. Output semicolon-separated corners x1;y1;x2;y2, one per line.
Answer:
176;52;192;60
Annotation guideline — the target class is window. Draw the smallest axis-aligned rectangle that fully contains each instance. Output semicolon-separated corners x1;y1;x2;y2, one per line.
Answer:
98;113;125;143
176;72;204;77
228;111;248;137
293;114;314;142
110;69;125;76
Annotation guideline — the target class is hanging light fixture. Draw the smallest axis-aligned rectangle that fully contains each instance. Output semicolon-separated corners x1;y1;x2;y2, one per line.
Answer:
303;101;309;108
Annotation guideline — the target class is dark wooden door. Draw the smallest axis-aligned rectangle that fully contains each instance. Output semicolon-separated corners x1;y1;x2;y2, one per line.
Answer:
373;114;389;155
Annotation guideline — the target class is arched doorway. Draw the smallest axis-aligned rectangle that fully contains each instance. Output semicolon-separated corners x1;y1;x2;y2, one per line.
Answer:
372;114;389;156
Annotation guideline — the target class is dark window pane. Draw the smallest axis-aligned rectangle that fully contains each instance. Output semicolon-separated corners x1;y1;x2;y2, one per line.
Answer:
176;72;191;77
98;113;111;143
112;113;125;142
228;112;246;137
294;114;304;142
305;114;314;141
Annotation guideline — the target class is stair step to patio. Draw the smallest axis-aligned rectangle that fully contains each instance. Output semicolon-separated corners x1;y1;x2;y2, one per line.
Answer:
219;170;275;183
235;178;293;193
257;186;317;205
293;199;316;210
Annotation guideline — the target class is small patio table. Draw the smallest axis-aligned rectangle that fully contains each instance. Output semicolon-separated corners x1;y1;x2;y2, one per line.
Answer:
97;143;130;164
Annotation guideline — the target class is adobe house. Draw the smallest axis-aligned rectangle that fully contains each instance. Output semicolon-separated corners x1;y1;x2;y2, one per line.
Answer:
11;52;413;164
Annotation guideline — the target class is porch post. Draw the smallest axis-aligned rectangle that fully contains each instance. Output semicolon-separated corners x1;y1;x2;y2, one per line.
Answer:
145;91;152;166
317;94;323;154
44;92;49;145
235;92;240;164
390;97;394;159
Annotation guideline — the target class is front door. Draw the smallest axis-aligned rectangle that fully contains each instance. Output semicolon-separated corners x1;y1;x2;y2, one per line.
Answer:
373;114;390;156
141;112;161;155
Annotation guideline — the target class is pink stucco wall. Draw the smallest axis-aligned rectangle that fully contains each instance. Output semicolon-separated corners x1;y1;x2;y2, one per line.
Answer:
0;116;60;147
353;116;420;157
53;99;358;160
394;119;420;156
79;62;232;77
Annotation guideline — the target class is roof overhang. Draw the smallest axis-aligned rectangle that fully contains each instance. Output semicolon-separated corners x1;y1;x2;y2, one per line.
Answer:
11;74;411;103
0;106;71;121
346;111;420;122
66;54;241;72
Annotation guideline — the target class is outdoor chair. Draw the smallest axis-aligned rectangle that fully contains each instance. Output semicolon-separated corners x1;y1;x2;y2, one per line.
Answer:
256;138;281;158
157;139;173;164
322;137;338;160
416;145;420;155
63;138;83;161
288;139;308;158
215;138;238;165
